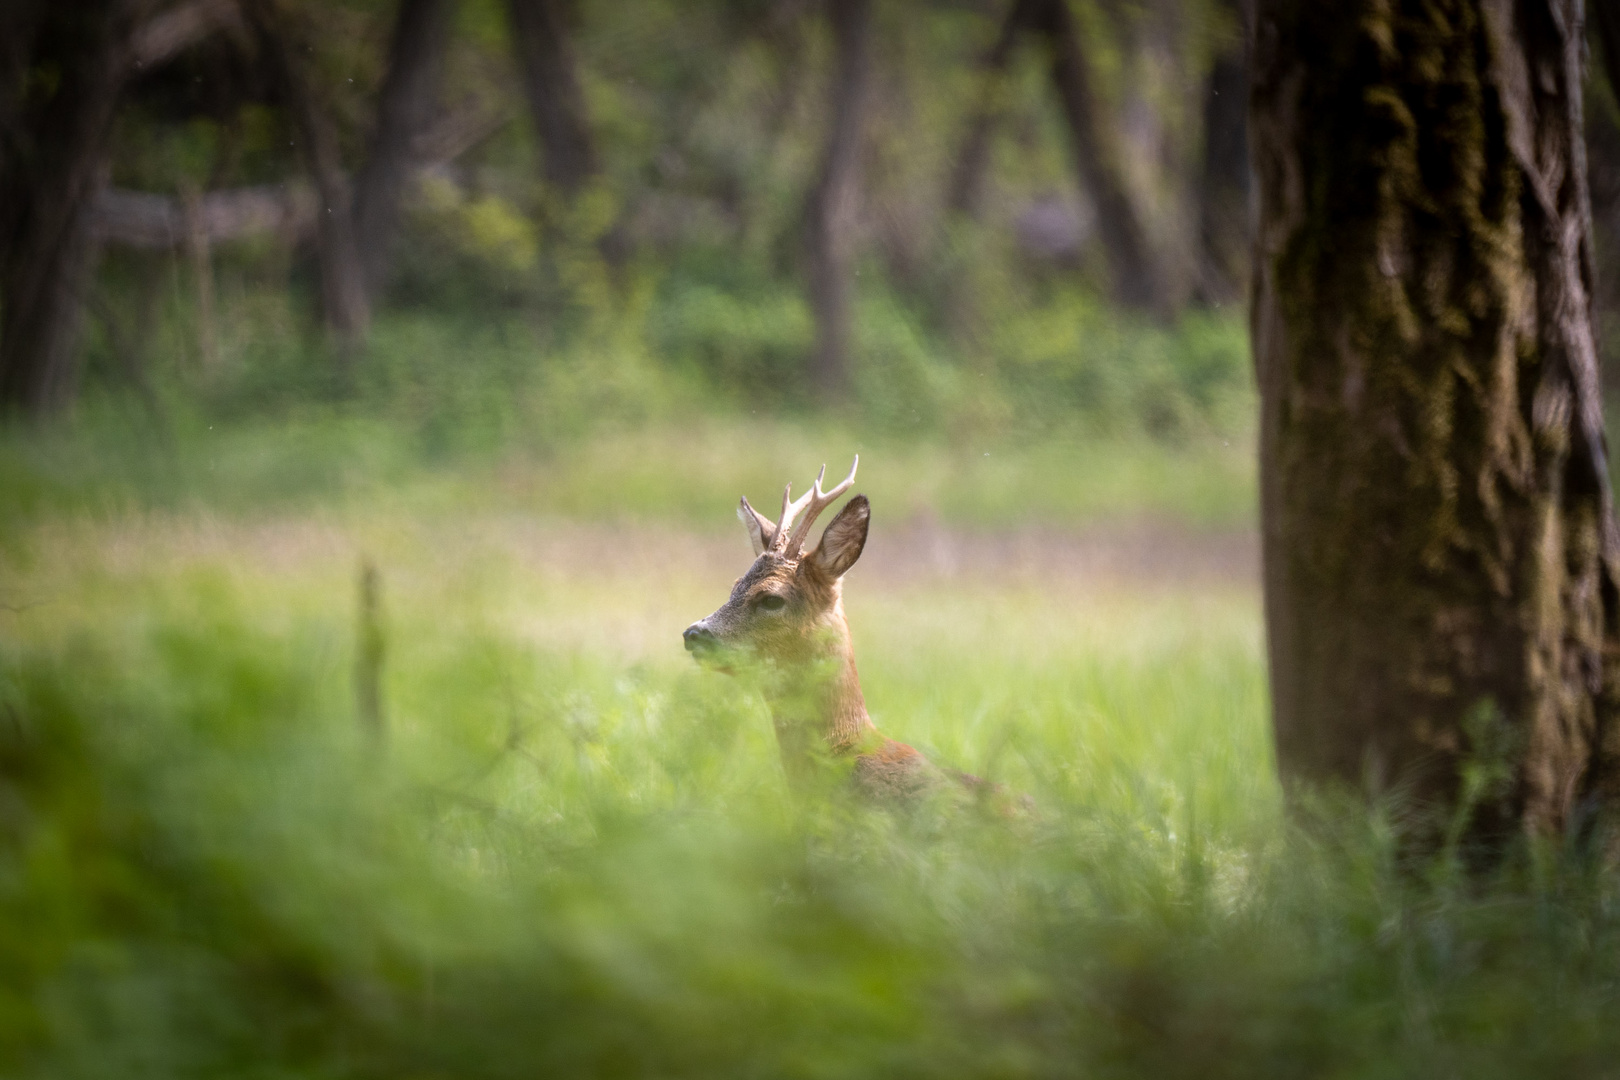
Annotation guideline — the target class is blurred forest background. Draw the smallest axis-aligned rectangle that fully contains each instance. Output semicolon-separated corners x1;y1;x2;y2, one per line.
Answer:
2;0;1617;495
6;0;1266;470
6;2;1620;1077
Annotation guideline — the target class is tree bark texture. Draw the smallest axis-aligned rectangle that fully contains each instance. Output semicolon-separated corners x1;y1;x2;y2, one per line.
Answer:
805;0;873;400
1194;0;1250;306
245;0;370;357
1252;0;1620;840
0;0;146;416
1029;0;1167;315
354;0;453;301
505;0;597;196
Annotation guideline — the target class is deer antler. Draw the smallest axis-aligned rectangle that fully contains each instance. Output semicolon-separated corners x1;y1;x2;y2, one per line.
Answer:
772;455;858;556
767;483;817;554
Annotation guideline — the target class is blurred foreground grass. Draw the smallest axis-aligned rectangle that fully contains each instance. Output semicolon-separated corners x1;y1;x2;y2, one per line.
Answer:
3;299;1619;1074
5;456;1620;1076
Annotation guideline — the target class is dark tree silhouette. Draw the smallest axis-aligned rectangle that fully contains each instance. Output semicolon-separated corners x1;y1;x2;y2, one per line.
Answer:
804;0;873;400
946;0;1038;221
1028;0;1166;315
243;0;370;359
944;0;1169;316
506;0;597;196
244;0;371;358
354;0;454;303
0;1;146;415
1193;0;1249;306
1252;0;1620;842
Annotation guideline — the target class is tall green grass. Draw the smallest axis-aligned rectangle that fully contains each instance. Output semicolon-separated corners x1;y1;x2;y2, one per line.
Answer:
4;506;1620;1078
26;285;1257;529
7;296;1619;1075
0;408;1256;532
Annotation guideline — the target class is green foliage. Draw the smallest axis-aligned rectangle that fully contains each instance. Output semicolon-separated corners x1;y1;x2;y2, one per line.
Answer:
0;400;1256;531
390;178;544;309
5;515;1620;1078
648;260;1254;439
652;280;816;409
33;267;1259;526
984;288;1252;440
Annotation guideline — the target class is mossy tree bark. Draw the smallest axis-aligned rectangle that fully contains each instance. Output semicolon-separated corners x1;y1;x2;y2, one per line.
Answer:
1252;0;1620;841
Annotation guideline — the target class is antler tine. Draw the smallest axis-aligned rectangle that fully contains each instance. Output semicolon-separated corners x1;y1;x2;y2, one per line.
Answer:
785;454;858;555
767;477;821;554
772;483;794;548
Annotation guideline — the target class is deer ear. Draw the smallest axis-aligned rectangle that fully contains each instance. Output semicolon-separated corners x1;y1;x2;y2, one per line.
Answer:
738;496;776;556
809;495;869;579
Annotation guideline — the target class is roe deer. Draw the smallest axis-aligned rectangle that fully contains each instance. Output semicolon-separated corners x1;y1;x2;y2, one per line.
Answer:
683;457;976;801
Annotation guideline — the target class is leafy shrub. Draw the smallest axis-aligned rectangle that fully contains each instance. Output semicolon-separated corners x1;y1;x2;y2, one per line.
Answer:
986;287;1252;440
651;280;815;409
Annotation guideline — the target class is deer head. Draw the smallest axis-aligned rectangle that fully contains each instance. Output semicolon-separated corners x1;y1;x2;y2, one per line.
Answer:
684;457;976;803
683;456;868;669
683;456;884;788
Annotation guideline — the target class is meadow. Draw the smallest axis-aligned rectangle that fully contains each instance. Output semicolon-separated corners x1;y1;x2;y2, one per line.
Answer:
4;352;1620;1076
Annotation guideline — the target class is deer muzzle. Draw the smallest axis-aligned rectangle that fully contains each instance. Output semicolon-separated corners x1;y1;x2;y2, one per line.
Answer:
683;622;719;656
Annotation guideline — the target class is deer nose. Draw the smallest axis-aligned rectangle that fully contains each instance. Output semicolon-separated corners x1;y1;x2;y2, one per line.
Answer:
684;624;717;652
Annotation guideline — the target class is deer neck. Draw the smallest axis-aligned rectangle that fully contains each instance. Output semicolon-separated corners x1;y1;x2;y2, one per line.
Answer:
763;597;876;783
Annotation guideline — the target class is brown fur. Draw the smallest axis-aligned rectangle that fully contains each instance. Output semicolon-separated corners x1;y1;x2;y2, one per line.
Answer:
685;490;948;800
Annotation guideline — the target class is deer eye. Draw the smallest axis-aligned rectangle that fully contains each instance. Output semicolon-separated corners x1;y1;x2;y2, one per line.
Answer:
755;594;787;612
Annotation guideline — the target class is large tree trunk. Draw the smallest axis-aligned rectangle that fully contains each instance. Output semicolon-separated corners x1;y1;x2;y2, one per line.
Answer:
0;1;141;416
1193;0;1249;307
505;0;596;196
1028;0;1166;315
353;0;453;303
804;0;873;400
1252;0;1620;843
245;0;370;358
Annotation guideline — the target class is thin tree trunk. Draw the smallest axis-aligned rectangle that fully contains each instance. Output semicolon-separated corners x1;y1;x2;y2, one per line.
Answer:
354;0;453;302
356;557;387;748
934;0;1038;342
245;0;370;359
1252;0;1620;844
505;0;596;196
0;1;140;416
1193;0;1249;306
180;182;219;369
946;0;1039;220
805;0;873;400
1028;0;1165;315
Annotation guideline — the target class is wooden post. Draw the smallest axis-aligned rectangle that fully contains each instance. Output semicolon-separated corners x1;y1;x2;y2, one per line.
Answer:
356;558;387;748
179;181;219;370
